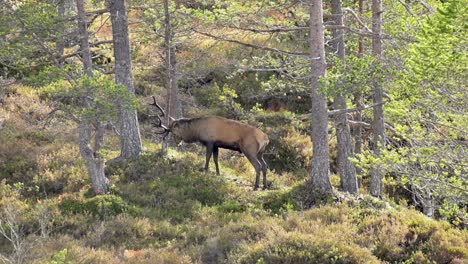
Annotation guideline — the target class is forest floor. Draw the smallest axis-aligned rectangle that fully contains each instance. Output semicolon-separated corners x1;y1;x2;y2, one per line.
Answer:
0;85;467;264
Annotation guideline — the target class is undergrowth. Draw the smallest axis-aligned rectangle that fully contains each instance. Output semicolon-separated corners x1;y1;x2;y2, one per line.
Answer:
0;86;467;264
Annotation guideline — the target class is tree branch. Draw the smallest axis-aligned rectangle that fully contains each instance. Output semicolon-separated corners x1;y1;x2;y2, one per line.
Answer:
191;28;311;57
343;8;372;33
328;101;387;117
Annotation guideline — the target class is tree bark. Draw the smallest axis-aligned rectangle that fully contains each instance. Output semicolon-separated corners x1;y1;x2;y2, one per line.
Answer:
76;0;108;194
309;0;333;196
108;0;142;159
79;121;108;194
76;0;92;76
370;0;385;197
352;0;364;176
56;0;66;66
331;0;359;194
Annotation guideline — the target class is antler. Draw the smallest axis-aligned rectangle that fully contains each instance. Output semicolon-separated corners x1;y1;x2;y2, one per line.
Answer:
150;96;166;117
149;96;170;139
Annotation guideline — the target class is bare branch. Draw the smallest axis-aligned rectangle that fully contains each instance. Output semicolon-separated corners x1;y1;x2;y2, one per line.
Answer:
343;8;372;33
328;101;386;116
43;107;80;127
417;0;435;13
192;28;311;57
397;0;414;15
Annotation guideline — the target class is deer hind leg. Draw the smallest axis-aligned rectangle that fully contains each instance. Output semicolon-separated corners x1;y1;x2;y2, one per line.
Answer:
204;142;214;173
258;152;268;189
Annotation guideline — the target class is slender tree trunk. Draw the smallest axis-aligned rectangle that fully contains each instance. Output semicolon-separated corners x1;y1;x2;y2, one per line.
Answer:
76;0;92;76
331;0;358;194
309;0;333;196
370;0;385;197
56;0;66;66
161;0;179;154
0;0;6;46
108;0;142;159
76;0;108;194
0;0;5;78
352;0;364;177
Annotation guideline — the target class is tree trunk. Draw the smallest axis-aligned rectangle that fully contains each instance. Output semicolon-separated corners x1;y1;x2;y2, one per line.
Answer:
309;0;333;196
108;0;142;159
331;0;358;194
76;0;92;76
0;0;6;46
370;0;385;197
352;0;364;178
79;121;108;194
56;0;66;66
76;0;108;194
162;0;179;154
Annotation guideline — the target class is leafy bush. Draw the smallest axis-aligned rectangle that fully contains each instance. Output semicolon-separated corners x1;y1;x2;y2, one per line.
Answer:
194;82;244;118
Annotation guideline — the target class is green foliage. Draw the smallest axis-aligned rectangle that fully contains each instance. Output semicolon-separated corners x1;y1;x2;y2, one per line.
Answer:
41;73;138;123
50;249;73;264
194;82;244;118
0;0;74;78
217;201;248;214
323;55;376;97
262;189;299;216
23;65;78;88
59;194;131;220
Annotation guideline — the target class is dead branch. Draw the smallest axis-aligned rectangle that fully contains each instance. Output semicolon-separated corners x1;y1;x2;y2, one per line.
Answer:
327;101;387;117
343;8;372;33
191;28;311;57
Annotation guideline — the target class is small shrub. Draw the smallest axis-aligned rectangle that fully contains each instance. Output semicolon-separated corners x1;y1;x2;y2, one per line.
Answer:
202;217;273;263
232;232;380;264
217;202;247;213
303;205;352;225
85;215;156;249
359;209;468;263
262;190;297;215
255;112;311;174
424;228;468;263
59;194;130;220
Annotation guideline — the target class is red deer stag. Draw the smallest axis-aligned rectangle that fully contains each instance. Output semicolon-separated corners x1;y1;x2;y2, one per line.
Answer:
150;96;269;190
